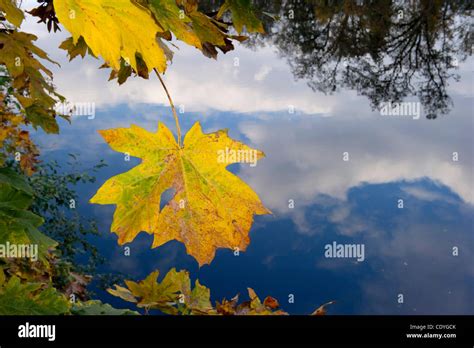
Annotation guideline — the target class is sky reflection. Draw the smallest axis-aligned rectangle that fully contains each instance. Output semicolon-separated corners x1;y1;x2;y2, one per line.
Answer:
32;100;473;315
21;1;474;315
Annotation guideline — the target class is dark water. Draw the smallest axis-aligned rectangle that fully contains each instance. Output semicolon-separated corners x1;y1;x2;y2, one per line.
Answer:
25;0;473;315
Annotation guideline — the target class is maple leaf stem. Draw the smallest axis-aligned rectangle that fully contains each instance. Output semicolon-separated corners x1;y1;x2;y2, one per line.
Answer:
154;69;182;148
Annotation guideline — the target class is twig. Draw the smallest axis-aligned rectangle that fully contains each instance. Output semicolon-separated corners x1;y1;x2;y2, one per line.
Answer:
154;69;182;147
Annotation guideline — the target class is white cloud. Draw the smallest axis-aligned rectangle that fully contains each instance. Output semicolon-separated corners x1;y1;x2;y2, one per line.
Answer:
401;186;454;203
17;5;343;116
237;96;473;221
254;65;272;81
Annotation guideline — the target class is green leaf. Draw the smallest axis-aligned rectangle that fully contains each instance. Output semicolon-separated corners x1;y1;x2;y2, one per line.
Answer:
25;104;60;134
0;267;5;287
59;36;93;61
0;167;34;196
182;279;214;315
146;0;201;48
218;0;264;34
0;168;57;261
71;300;139;315
108;269;186;314
108;268;216;314
0;276;70;315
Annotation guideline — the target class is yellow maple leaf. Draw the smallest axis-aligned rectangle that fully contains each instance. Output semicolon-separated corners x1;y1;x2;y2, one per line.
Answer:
53;0;168;72
90;122;270;265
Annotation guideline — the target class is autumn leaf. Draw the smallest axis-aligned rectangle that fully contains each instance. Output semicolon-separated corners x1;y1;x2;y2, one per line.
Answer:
263;295;280;309
59;36;94;62
90;121;270;265
108;269;181;313
176;273;215;315
311;300;336;315
53;0;169;73
173;0;246;59
245;288;288;315
2;257;50;284
107;268;213;314
109;269;291;315
0;0;24;27
0;105;40;175
53;0;261;80
1;10;63;173
0;31;63;133
215;288;287;315
63;272;92;301
27;0;60;32
215;294;239;315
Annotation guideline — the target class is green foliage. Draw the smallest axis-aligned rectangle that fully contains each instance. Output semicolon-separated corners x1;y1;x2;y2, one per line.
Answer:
28;158;107;273
0;272;70;315
71;300;139;315
0;266;133;315
217;0;264;34
0;159;115;312
0;167;56;262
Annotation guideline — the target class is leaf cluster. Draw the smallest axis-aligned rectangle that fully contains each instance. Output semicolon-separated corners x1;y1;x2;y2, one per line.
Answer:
109;269;334;315
108;268;283;315
0;0;65;174
49;0;264;83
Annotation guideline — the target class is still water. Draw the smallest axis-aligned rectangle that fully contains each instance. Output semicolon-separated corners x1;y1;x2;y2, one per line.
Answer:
27;1;473;315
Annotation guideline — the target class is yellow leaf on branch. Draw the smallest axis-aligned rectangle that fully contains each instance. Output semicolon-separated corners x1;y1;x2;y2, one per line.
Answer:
53;0;168;72
53;0;264;80
90;122;270;265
